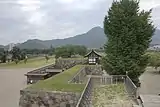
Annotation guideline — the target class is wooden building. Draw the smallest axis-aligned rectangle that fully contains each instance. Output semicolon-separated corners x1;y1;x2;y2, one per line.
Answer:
25;73;49;84
25;65;62;84
85;49;102;65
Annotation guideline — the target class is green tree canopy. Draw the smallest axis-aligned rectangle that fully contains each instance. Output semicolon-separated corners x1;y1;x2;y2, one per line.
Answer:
103;0;155;84
0;48;5;61
21;48;55;56
0;51;7;63
11;46;21;64
147;52;160;70
55;45;87;58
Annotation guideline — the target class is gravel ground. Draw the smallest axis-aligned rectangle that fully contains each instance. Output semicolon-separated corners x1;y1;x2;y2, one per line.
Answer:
139;67;160;95
0;68;34;107
92;84;132;107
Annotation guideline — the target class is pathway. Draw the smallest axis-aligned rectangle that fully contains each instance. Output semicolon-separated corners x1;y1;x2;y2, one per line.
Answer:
139;67;160;95
0;68;34;107
139;67;160;107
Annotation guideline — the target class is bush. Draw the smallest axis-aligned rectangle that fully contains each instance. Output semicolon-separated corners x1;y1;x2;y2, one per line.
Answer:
0;52;7;63
147;52;160;71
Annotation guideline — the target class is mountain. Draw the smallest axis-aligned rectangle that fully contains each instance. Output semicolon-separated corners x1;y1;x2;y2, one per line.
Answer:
0;45;4;48
44;26;106;48
151;29;160;45
1;26;160;49
18;39;48;49
17;26;107;49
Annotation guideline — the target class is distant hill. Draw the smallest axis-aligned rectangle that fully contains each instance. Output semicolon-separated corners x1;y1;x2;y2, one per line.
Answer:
151;29;160;45
0;45;4;48
17;26;107;49
18;39;48;49
1;26;160;49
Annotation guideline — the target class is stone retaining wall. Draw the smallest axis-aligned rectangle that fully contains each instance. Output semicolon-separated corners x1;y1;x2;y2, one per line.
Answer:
85;65;103;75
19;65;103;107
69;65;103;83
55;58;87;69
19;90;81;107
27;64;55;74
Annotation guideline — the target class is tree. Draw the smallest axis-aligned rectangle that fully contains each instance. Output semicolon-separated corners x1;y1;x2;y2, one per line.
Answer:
147;52;160;72
11;46;21;64
55;45;87;58
0;51;7;63
24;55;28;64
49;45;55;56
74;45;87;56
55;46;71;58
103;0;155;85
20;51;27;60
0;48;4;62
45;55;50;63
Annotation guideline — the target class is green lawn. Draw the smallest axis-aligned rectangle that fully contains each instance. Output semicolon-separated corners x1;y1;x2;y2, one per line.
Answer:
0;56;55;69
28;65;85;92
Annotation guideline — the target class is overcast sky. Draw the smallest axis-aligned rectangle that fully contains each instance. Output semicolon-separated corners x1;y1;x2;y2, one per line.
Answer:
0;0;160;45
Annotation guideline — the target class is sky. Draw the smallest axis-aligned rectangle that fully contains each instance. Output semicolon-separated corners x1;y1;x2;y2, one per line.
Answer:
0;0;160;45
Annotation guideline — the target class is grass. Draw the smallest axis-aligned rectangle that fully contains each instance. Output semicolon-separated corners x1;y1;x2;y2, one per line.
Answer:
58;57;86;60
28;65;85;92
93;84;132;107
0;56;55;69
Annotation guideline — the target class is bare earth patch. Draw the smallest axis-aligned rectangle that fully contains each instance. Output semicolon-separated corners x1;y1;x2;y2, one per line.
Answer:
92;84;132;107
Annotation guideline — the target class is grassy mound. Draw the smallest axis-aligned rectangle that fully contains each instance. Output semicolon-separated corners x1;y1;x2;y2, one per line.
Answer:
93;84;132;107
28;65;85;92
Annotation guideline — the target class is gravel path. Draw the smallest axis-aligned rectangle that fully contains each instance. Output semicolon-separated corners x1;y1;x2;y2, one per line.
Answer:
139;67;160;95
0;68;34;107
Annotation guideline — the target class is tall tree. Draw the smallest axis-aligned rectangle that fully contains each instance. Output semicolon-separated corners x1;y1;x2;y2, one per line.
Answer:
45;55;50;63
24;55;28;64
103;0;155;85
49;45;55;56
0;51;7;63
0;48;4;61
11;46;21;64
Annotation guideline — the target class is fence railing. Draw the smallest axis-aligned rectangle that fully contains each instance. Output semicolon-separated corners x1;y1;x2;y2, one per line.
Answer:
125;76;138;100
76;76;93;107
55;58;87;69
76;75;138;107
68;67;86;84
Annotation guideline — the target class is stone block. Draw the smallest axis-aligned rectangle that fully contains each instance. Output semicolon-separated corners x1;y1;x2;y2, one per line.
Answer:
19;90;80;107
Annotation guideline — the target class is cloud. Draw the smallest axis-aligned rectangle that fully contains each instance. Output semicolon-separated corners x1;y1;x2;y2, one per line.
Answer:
0;0;160;45
140;0;160;10
56;0;107;11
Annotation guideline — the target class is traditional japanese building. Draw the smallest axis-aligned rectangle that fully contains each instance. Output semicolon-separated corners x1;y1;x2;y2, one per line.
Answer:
85;49;102;65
